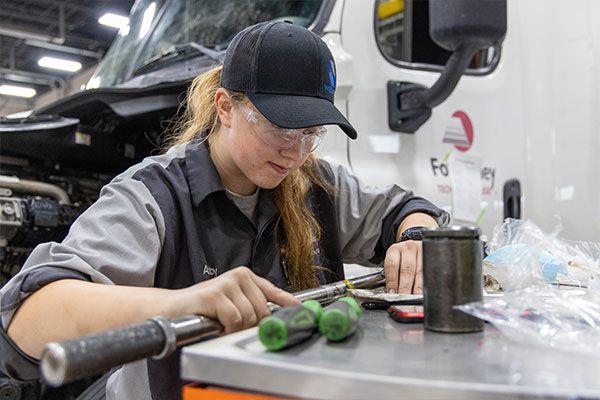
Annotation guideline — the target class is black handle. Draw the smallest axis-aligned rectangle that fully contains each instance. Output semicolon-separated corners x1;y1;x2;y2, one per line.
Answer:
361;298;423;310
503;179;521;219
41;315;223;387
259;304;320;351
41;319;166;387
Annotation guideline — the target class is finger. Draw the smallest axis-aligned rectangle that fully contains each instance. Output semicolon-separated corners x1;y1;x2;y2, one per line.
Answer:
413;243;423;294
240;278;270;320
215;297;243;334
384;245;401;293
230;287;259;329
252;275;299;307
398;242;418;295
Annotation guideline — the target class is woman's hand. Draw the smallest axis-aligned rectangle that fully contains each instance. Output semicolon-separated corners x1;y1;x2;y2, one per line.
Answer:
170;266;299;334
385;212;439;294
383;240;423;294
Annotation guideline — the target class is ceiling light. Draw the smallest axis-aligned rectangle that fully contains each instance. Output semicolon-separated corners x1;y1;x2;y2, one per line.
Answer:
85;76;102;90
139;3;156;39
38;56;82;72
119;25;130;37
5;110;33;119
98;13;129;29
0;84;37;98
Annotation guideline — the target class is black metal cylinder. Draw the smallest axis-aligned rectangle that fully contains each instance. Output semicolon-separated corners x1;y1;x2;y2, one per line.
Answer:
422;226;484;333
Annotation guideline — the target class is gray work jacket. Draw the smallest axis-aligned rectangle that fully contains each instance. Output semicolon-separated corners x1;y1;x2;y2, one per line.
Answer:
0;139;449;399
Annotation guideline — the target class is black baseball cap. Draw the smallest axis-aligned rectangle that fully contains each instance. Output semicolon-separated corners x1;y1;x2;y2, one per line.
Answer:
221;21;357;139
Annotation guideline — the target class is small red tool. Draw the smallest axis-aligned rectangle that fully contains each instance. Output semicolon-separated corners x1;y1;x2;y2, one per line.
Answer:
387;305;424;323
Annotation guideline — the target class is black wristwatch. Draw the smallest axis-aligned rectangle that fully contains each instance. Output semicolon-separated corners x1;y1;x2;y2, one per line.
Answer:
399;226;428;242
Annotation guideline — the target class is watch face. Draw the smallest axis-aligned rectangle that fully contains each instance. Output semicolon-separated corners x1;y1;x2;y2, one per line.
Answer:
401;226;426;242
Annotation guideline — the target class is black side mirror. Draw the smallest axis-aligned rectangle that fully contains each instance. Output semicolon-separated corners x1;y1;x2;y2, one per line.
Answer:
388;0;507;133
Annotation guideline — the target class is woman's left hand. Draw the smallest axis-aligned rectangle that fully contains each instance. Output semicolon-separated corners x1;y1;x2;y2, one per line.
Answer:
383;240;423;294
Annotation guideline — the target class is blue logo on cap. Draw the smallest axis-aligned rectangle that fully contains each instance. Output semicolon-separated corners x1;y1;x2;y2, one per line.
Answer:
324;60;336;95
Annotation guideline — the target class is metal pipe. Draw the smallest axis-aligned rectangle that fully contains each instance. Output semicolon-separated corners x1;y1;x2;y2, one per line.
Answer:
0;26;62;44
0;176;71;205
0;68;66;88
294;271;386;303
24;40;104;59
9;45;16;71
58;4;65;44
41;271;385;386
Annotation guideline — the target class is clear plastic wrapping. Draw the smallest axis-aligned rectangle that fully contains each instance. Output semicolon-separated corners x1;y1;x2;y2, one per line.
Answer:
456;287;600;356
482;218;599;291
458;218;600;356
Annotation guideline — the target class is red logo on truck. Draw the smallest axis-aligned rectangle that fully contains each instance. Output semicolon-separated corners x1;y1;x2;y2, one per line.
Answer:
442;110;473;152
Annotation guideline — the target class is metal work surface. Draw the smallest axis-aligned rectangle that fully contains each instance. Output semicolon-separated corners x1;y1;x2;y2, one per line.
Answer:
181;310;600;399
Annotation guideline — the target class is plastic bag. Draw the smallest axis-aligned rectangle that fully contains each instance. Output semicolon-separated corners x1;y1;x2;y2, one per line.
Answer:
456;287;600;356
458;218;600;356
483;218;599;291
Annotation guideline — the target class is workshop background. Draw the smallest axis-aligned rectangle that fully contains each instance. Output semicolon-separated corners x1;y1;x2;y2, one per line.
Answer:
1;1;599;400
0;0;134;117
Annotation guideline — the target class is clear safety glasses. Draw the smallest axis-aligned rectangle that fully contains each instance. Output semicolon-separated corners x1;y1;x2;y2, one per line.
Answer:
238;104;327;155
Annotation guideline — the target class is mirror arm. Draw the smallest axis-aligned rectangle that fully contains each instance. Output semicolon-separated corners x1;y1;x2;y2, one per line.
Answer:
389;43;480;134
418;43;480;108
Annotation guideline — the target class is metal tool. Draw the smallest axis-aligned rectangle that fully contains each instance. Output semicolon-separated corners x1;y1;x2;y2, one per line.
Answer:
41;270;385;387
361;298;423;310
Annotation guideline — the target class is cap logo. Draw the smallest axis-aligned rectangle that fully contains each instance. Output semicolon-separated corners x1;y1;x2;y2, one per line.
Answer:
324;59;336;95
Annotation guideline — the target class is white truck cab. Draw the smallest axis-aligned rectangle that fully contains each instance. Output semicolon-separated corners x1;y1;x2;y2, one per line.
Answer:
319;0;598;241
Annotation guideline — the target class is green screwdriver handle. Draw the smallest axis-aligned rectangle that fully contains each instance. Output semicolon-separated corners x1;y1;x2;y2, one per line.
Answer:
258;300;323;351
319;297;362;342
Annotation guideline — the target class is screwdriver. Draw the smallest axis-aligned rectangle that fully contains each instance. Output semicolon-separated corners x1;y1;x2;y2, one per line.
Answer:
259;300;323;351
319;297;362;342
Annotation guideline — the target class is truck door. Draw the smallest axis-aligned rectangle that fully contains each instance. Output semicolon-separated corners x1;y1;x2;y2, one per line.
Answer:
323;0;525;238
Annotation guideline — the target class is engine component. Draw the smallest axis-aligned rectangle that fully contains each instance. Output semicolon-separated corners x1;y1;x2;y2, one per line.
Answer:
1;192;82;286
0;176;70;204
1;197;80;249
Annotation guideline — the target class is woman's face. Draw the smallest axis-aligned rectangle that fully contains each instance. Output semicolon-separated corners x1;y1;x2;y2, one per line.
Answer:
220;98;315;190
235;102;311;188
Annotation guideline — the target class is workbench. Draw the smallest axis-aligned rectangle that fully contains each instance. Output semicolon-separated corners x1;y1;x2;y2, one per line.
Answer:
180;310;600;399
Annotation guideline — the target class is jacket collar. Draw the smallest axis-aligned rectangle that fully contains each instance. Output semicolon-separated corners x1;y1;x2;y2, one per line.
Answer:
185;139;225;207
184;138;280;226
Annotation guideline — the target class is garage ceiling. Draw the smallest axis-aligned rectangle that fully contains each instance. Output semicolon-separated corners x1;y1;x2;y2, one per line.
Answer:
0;0;134;98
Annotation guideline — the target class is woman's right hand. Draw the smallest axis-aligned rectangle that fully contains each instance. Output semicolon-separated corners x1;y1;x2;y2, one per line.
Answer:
170;266;299;334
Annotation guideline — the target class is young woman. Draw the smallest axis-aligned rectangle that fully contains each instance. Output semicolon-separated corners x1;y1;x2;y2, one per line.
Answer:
1;21;448;399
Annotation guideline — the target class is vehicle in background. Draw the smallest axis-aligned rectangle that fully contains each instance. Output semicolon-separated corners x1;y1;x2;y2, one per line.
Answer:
4;0;597;398
4;0;597;286
341;0;599;244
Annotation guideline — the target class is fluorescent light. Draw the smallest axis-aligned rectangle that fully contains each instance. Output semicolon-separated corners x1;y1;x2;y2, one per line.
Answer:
38;56;82;72
119;25;130;37
139;2;156;39
5;110;33;119
0;84;37;98
85;76;101;90
98;13;129;29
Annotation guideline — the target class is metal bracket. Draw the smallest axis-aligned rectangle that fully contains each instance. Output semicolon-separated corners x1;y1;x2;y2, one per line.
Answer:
387;81;432;134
